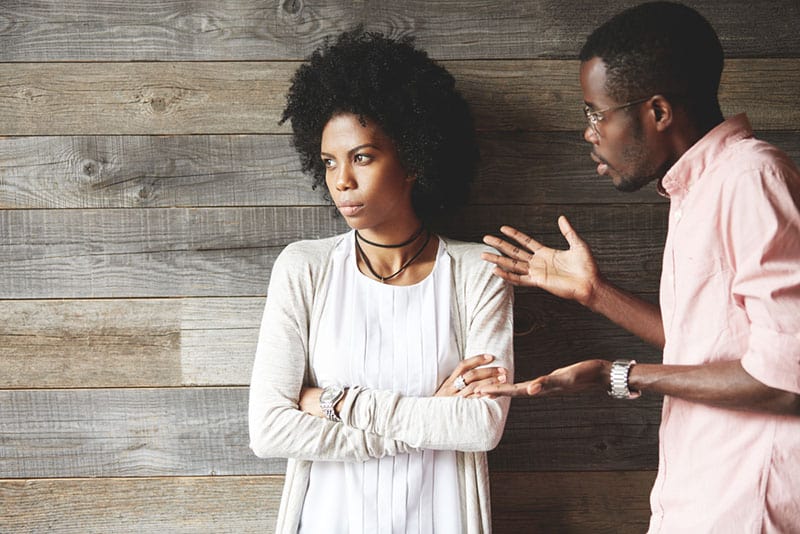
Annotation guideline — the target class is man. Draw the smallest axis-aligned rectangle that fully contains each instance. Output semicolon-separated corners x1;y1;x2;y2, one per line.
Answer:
478;2;800;532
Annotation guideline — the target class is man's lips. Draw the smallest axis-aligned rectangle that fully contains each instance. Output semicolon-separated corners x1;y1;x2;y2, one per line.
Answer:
590;152;609;176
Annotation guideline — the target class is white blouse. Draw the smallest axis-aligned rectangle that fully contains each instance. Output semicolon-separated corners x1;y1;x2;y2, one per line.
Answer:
299;231;463;534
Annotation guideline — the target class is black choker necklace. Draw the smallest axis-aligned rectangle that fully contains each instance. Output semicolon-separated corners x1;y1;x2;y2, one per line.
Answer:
355;226;424;248
355;230;431;283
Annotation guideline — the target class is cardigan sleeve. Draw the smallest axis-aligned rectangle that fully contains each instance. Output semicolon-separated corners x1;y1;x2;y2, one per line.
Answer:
248;241;415;462
339;247;514;451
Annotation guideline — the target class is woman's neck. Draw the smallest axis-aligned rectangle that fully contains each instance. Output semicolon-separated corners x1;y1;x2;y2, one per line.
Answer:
354;226;438;285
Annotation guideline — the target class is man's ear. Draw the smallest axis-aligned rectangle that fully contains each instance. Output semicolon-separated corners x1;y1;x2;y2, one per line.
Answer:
650;95;674;131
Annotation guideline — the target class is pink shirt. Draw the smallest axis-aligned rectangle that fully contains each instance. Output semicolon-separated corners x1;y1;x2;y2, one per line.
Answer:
650;114;800;533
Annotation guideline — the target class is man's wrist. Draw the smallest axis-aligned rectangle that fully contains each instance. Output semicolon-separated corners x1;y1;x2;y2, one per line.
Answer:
608;359;641;399
584;276;609;313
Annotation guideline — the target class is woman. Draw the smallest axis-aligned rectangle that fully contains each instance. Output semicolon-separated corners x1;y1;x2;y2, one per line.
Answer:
248;29;514;534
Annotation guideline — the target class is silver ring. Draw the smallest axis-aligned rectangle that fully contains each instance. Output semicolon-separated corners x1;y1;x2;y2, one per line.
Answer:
453;374;467;391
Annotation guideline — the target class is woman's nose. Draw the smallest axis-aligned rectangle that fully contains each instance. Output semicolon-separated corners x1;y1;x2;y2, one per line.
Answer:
335;166;356;191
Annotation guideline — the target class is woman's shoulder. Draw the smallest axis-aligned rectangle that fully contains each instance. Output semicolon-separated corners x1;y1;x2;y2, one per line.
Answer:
272;233;348;278
438;235;500;281
439;236;494;264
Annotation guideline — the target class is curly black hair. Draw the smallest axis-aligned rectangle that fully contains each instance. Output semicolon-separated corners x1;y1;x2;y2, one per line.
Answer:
280;29;479;222
580;2;724;130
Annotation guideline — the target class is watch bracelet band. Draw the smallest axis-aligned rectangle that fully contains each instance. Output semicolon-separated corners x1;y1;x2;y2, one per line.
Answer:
322;403;340;422
608;359;640;399
320;386;344;422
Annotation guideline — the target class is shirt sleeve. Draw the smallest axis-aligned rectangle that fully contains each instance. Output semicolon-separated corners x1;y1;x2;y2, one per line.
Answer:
339;250;514;451
248;242;415;462
728;160;800;394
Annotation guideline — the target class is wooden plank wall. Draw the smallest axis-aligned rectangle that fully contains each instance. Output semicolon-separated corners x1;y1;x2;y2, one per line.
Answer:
1;1;798;532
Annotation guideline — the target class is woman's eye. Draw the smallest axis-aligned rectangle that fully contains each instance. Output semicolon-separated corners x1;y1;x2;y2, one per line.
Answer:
354;153;372;164
322;158;335;169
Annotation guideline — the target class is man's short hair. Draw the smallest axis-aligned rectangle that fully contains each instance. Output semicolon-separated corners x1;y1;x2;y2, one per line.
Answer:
580;2;723;124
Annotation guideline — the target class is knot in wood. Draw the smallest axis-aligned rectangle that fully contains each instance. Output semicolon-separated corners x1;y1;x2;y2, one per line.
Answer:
150;97;168;113
281;0;303;16
83;161;98;176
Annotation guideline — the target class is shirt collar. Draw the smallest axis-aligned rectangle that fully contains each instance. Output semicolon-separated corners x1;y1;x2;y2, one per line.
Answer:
660;114;754;198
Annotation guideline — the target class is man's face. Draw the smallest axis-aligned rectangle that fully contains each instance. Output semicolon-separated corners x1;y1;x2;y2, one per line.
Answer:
580;57;668;192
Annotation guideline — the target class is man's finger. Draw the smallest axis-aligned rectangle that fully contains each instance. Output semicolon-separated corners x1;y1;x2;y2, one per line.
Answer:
557;215;586;248
498;225;545;254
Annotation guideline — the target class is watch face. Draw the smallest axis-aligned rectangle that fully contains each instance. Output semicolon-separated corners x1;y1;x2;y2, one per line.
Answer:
320;386;343;404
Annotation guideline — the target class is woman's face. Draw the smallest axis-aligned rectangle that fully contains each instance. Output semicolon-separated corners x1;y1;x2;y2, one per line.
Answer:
321;113;418;236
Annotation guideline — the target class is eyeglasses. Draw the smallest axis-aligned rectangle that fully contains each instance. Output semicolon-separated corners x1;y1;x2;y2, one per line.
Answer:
583;96;652;136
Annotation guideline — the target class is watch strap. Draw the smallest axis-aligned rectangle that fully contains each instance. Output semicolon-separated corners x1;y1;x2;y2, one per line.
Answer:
320;385;344;422
608;359;640;399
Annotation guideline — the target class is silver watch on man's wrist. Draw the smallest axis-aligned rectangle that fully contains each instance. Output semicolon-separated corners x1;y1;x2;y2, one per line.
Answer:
608;359;641;399
320;385;345;422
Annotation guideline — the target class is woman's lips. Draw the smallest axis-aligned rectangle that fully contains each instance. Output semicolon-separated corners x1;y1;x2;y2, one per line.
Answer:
337;202;363;216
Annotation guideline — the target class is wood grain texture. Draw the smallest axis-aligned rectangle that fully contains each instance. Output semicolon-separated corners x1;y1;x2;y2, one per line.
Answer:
490;471;655;534
492;394;661;472
0;298;262;387
0;387;283;478
0;292;660;389
1;59;798;135
0;387;658;478
4;131;798;210
0;476;283;533
0;205;665;298
0;135;320;209
0;471;654;533
1;0;797;61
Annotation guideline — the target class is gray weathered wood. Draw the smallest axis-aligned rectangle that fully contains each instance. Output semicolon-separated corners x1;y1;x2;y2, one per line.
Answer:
0;292;659;389
0;387;658;478
0;471;653;533
0;298;262;387
3;131;797;210
1;60;797;135
0;476;283;533
0;205;664;298
0;387;283;478
1;1;797;61
0;135;320;209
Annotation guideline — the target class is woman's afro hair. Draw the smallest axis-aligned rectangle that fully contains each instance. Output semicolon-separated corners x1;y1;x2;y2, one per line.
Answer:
280;28;479;221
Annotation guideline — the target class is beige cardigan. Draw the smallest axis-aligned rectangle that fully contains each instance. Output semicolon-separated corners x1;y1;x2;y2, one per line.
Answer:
248;233;514;533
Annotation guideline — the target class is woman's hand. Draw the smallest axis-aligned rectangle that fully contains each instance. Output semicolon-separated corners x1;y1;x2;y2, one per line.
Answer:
298;387;324;417
435;354;508;398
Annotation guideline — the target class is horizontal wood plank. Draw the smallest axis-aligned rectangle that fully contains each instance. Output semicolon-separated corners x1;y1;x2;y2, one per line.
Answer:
1;59;797;135
4;131;797;210
0;475;282;533
492;394;662;472
0;387;659;477
0;205;665;298
1;0;797;61
490;471;655;534
0;298;262;387
0;387;282;478
0;471;654;533
0;291;660;388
